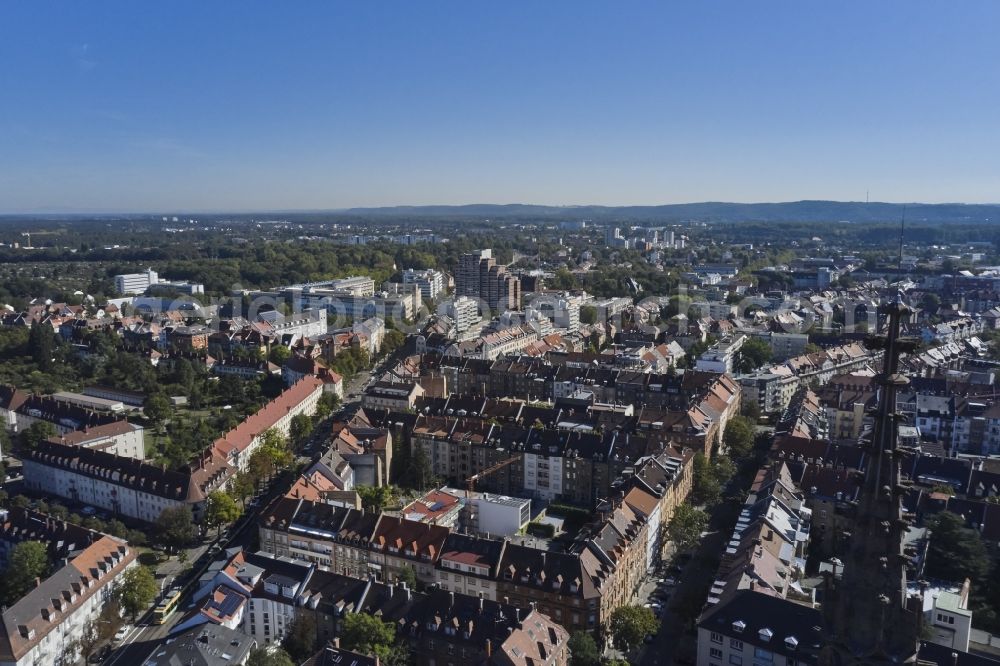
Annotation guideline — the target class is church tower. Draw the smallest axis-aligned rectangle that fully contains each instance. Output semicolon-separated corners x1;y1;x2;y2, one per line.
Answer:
819;299;931;665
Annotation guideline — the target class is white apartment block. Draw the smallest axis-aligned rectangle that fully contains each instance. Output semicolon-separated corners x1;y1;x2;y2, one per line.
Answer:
522;450;564;501
114;268;159;295
528;294;583;333
442;296;481;333
696;334;747;374
55;420;146;459
21;446;225;522
402;268;446;300
470;494;531;537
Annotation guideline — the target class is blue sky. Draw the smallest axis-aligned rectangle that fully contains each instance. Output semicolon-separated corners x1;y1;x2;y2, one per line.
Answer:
1;2;998;211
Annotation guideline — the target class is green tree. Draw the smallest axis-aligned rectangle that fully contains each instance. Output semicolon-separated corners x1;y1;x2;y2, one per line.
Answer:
83;516;106;532
579;305;598;326
126;529;148;547
2;540;50;604
382;329;406;356
248;449;276;489
247;648;295;666
289;413;314;446
551;267;578;291
117;565;157;621
143;393;172;427
607;605;658;654
269;345;292;365
74;620;102;664
740;399;761;423
314;391;341;419
724;416;755;460
691;452;721;506
106;519;128;538
230;472;255;507
341;613;397;661
281;611;318;662
396;565;417;589
667;503;709;554
357;485;394;512
737;337;773;373
155;505;197;552
259;428;293;470
568;630;601;666
11;494;30;509
19;420;55;451
712;454;737;487
204;490;242;537
28;321;54;370
925;511;990;583
49;502;69;521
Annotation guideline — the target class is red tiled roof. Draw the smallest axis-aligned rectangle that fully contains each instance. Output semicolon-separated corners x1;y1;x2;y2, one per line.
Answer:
212;377;323;458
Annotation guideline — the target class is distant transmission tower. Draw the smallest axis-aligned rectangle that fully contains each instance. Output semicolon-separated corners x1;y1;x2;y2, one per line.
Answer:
898;206;906;269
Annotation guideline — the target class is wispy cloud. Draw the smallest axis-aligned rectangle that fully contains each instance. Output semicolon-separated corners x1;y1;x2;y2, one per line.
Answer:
128;135;210;161
73;43;97;71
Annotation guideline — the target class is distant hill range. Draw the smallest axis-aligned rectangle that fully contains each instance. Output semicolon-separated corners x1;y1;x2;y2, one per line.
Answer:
340;200;1000;224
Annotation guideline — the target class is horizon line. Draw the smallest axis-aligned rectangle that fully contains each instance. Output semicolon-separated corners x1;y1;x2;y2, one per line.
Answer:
2;198;1000;217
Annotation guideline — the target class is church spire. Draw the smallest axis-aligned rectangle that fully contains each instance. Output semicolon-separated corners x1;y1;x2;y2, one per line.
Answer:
820;298;929;665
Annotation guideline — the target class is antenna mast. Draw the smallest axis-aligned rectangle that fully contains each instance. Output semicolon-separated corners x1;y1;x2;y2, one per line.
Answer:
898;206;906;270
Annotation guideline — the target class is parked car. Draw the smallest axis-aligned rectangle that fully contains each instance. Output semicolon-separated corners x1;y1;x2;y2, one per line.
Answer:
81;506;97;516
89;645;112;663
114;625;131;642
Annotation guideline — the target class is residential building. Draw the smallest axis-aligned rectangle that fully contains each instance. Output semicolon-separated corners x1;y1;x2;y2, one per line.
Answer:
362;381;425;411
47;391;126;413
435;533;506;601
456;250;522;312
402;269;446;300
47;420;146;459
527;294;584;333
695;334;747;374
697;590;823;666
22;442;231;522
258;499;380;577
212;377;323;472
114;268;159;295
328;415;393;487
2;389;121;436
0;509;137;666
443;296;481;334
468;493;531;536
402;489;464;529
368;515;449;585
923;582;973;653
302;644;378;666
140;625;255;666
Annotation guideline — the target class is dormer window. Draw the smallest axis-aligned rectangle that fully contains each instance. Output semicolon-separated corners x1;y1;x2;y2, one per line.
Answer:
784;636;798;650
732;620;746;633
759;627;773;642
